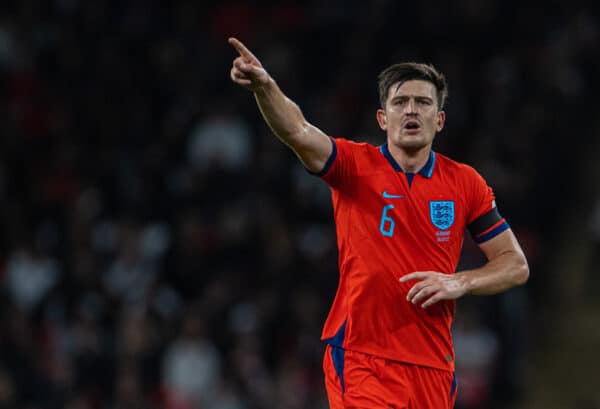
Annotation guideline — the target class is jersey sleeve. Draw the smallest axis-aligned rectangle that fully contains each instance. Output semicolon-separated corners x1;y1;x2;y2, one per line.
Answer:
308;137;357;190
465;167;510;244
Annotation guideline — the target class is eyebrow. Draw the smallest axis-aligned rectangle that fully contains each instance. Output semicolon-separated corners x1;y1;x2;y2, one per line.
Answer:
391;95;434;102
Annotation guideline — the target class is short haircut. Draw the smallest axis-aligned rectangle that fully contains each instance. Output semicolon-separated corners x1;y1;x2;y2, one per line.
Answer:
377;62;448;110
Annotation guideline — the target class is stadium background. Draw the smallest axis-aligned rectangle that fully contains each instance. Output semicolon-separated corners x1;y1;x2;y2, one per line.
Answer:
0;1;599;408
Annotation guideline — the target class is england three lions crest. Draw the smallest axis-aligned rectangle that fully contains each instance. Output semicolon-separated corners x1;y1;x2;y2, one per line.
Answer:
430;201;455;230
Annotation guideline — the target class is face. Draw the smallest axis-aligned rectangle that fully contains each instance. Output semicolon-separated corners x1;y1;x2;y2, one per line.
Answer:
376;80;445;151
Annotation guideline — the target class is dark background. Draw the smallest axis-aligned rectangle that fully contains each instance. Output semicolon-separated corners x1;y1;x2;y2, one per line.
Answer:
0;1;599;408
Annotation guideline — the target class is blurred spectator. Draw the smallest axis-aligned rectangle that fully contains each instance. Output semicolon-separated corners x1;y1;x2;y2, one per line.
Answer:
4;245;60;312
101;221;169;305
187;109;253;173
162;312;221;408
453;303;499;409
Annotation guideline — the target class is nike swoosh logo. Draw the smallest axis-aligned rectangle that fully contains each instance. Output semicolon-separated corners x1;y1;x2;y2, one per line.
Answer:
382;191;405;199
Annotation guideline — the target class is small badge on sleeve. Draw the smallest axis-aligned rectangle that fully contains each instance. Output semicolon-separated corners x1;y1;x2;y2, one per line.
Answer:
430;201;455;230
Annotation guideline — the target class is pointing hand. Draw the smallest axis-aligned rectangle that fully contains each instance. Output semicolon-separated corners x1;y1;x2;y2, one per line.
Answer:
228;37;270;91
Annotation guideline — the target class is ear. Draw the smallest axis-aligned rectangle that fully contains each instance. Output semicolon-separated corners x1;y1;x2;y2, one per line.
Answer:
436;111;446;132
376;109;387;131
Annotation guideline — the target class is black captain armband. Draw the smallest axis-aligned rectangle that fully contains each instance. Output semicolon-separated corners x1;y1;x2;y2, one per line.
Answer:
468;207;510;244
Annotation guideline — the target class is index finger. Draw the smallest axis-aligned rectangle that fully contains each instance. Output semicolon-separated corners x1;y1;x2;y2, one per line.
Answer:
228;37;259;63
399;271;434;282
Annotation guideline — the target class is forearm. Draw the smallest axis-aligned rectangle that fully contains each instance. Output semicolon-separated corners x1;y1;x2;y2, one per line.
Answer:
254;78;309;149
456;250;529;295
229;38;330;171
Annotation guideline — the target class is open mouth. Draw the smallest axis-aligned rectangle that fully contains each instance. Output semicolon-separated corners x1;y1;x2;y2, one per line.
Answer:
404;121;421;131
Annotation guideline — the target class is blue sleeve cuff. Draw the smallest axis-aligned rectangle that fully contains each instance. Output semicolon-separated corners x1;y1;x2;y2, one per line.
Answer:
307;137;337;177
473;221;510;244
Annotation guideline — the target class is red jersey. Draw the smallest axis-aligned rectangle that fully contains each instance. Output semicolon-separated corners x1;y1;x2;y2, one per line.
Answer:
316;138;509;372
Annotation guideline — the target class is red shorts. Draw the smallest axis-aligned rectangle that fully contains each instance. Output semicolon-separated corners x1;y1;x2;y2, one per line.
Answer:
323;345;457;409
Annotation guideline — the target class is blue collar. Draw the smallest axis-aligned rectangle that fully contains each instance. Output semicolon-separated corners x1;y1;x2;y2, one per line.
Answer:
379;144;436;178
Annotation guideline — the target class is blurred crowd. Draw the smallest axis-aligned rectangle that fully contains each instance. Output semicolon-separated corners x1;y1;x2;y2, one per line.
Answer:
0;1;598;408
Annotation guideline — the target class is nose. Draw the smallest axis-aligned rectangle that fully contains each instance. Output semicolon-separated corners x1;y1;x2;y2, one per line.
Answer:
403;98;417;114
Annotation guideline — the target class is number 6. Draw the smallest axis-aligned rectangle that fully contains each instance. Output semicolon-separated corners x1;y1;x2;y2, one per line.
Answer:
380;204;395;237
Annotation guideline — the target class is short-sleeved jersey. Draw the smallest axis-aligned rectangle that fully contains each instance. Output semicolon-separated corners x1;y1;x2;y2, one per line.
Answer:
315;138;509;372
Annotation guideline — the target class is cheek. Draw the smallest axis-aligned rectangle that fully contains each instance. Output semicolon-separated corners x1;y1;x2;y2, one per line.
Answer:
427;113;440;128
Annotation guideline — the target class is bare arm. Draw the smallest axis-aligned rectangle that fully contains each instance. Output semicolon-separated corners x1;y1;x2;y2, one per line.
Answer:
229;37;331;173
456;229;529;295
401;229;529;308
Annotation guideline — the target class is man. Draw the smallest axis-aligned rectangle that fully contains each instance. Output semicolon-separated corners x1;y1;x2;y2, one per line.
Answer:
228;37;529;409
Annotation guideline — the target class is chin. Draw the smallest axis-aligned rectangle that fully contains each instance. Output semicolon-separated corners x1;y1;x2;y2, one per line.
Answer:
390;133;433;151
395;139;428;151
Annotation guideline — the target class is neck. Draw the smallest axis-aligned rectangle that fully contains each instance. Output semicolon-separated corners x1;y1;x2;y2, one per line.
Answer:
387;143;431;173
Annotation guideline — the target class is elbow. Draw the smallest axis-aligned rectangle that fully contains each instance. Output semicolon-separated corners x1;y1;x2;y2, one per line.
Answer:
514;257;530;286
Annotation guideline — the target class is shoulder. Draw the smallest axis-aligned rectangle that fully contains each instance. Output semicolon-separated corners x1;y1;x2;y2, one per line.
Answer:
318;137;383;183
435;152;483;181
332;137;382;159
333;137;378;150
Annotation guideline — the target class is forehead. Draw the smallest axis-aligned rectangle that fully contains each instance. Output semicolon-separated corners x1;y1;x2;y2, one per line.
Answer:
388;80;437;100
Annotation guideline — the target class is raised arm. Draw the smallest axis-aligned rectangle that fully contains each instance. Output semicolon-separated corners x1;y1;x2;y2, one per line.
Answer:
401;229;529;308
229;37;332;173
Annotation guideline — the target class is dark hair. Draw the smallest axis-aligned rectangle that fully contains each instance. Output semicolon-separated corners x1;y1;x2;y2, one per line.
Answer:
377;62;448;110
